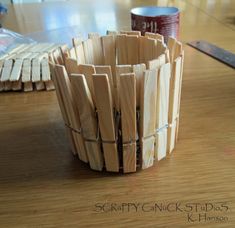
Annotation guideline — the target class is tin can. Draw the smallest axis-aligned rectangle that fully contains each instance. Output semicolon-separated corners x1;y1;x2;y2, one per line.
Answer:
131;6;180;41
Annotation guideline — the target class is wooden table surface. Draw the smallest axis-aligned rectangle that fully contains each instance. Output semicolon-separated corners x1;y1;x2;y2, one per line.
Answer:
1;0;235;227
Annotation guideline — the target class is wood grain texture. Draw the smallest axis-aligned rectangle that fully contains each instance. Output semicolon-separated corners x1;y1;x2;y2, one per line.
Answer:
35;81;45;91
23;82;33;91
45;80;55;91
9;59;23;81
50;64;70;125
76;64;96;104
139;37;156;65
156;63;171;129
156;127;168;161
53;65;88;162
120;73;136;173
93;74;119;172
49;63;76;155
41;58;51;82
88;33;104;65
32;57;42;83
155;63;171;161
168;57;182;124
70;74;103;171
0;59;13;82
140;69;158;137
116;34;127;65
167;37;177;63
1;0;235;227
120;30;141;36
114;65;132;111
156;39;166;59
12;80;22;91
173;41;183;61
145;32;164;43
69;47;77;60
120;73;136;142
21;59;31;83
3;81;12;91
95;65;114;106
52;49;64;65
64;57;78;75
167;57;182;153
148;58;160;70
95;66;113;88
140;69;158;169
158;53;166;66
83;39;94;64
132;63;146;108
101;35;116;76
167;118;177;154
72;37;86;64
175;51;185;142
22;59;33;92
165;49;170;63
145;33;165;58
60;45;70;64
126;35;139;65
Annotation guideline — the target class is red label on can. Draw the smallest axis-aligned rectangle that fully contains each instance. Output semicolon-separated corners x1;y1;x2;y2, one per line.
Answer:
131;9;180;41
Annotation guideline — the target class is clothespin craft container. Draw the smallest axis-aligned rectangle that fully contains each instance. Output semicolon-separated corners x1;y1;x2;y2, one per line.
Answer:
50;30;184;173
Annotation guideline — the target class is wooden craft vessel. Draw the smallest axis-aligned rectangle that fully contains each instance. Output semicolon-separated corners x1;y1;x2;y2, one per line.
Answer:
50;30;184;173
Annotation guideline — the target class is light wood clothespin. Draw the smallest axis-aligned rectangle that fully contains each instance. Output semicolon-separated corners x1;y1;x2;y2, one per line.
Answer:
88;33;104;65
120;72;137;173
140;69;158;169
93;74;119;172
70;73;104;171
54;65;88;161
115;65;132;111
155;63;171;160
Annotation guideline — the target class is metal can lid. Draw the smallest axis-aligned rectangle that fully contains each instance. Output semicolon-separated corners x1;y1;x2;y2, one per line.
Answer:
131;6;179;17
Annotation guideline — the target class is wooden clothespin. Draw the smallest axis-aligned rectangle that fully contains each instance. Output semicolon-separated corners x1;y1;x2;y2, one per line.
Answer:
70;73;104;171
126;35;139;65
93;74;119;172
175;51;185;142
140;69;158;169
64;57;79;75
120;73;137;173
72;37;86;64
139;36;156;65
41;57;55;91
155;63;171;160
49;63;76;155
83;39;94;64
0;59;13;82
9;59;23;82
101;35;116;76
76;64;96;104
133;63;146;108
120;30;141;36
145;32;164;43
95;65;114;106
88;33;104;65
53;64;88;161
114;65;132;111
116;34;128;65
167;56;182;153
